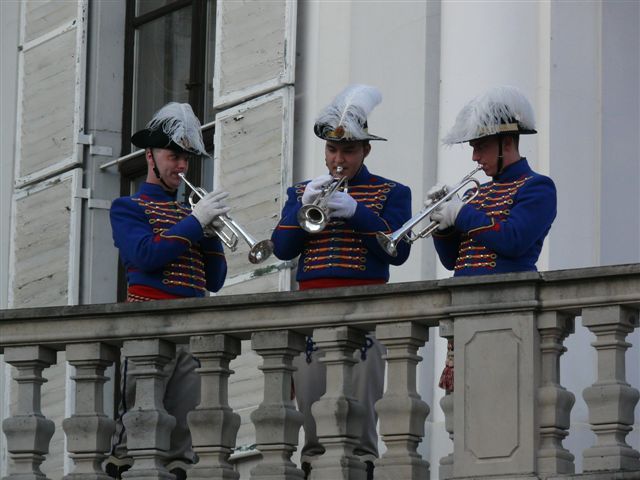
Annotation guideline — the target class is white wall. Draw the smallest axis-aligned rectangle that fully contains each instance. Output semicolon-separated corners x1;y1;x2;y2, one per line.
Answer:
296;0;640;475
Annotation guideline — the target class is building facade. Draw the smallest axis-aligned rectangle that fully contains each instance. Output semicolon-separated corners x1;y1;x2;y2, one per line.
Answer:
1;0;638;477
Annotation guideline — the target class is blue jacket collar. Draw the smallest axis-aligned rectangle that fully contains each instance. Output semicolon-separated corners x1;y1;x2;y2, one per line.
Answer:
494;157;532;182
138;182;178;201
347;163;371;186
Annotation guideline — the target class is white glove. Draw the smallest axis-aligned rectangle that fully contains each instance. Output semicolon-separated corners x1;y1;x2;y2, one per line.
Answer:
302;174;334;205
425;183;449;207
191;190;230;228
430;195;463;230
326;191;357;219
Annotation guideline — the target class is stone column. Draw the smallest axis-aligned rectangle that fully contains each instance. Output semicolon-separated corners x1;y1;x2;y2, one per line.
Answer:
2;345;57;480
250;330;305;480
374;321;430;480
309;326;366;480
121;339;176;480
63;342;118;480
188;334;241;480
437;319;454;480
582;305;640;471
537;311;575;474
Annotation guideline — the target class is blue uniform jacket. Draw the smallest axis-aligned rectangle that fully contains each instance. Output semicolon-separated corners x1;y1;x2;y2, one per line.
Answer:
433;158;556;276
271;165;412;283
110;182;227;296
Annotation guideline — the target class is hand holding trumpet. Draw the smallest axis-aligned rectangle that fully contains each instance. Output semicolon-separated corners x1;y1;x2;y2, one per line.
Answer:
326;191;357;219
191;190;230;229
302;174;334;205
297;166;349;232
429;194;464;231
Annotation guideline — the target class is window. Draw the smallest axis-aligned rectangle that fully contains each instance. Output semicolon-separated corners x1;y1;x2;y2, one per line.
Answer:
118;0;215;186
117;0;216;300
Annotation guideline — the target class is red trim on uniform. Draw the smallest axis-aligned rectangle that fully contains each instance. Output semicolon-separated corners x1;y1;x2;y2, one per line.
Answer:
298;278;386;290
128;284;185;300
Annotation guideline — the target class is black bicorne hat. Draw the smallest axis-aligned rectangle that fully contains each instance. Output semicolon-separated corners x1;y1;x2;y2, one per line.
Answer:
131;102;209;156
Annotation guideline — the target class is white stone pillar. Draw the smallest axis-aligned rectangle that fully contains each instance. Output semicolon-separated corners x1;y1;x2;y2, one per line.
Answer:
121;339;176;480
309;326;366;480
375;321;430;480
188;334;241;480
582;306;640;472
2;345;57;480
250;330;305;480
537;312;575;474
63;343;118;480
437;319;454;480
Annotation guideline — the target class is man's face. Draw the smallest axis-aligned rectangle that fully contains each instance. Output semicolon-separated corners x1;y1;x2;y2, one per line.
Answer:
147;148;191;190
469;136;500;177
324;140;371;180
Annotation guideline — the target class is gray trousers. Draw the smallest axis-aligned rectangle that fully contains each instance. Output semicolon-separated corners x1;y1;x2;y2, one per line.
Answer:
293;336;385;460
112;346;201;463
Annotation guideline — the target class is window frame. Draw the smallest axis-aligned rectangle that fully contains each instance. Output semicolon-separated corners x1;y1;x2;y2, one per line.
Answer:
119;0;211;188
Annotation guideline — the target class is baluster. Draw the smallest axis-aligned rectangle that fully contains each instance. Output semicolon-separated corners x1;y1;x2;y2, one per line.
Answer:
63;342;118;479
308;326;366;480
2;345;57;480
582;305;640;471
121;339;176;479
188;334;241;480
537;311;575;474
250;330;305;480
438;319;454;480
375;321;430;480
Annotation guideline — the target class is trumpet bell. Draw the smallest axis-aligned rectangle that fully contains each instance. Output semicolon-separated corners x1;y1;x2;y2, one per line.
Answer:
249;239;275;264
297;204;329;233
375;231;398;257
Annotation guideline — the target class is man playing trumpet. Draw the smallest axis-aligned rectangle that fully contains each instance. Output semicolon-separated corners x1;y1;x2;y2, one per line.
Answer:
271;84;412;479
108;102;229;477
429;85;557;392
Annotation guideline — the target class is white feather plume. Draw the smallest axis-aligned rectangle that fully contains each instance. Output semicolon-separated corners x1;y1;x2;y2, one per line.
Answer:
443;85;536;145
315;84;383;140
147;102;208;156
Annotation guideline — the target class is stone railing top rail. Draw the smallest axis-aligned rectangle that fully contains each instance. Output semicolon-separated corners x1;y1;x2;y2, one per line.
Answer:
1;263;639;350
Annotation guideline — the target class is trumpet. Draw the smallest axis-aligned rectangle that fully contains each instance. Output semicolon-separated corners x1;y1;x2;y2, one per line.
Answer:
376;166;483;256
297;166;348;233
179;173;274;264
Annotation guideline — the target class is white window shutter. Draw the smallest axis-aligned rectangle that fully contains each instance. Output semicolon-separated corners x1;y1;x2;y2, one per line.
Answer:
212;0;296;295
9;169;83;308
11;0;87;304
214;87;294;295
213;0;296;108
15;0;88;188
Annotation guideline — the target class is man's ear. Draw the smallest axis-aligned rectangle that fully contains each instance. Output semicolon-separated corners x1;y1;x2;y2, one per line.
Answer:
363;142;372;158
145;148;154;168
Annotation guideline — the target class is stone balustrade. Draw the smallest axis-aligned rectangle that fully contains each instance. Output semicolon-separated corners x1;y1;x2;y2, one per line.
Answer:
1;264;639;480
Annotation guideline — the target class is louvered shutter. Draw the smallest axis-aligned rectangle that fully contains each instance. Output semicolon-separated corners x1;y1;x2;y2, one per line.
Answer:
213;0;296;109
7;2;88;475
212;0;296;295
214;88;294;294
11;0;87;307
